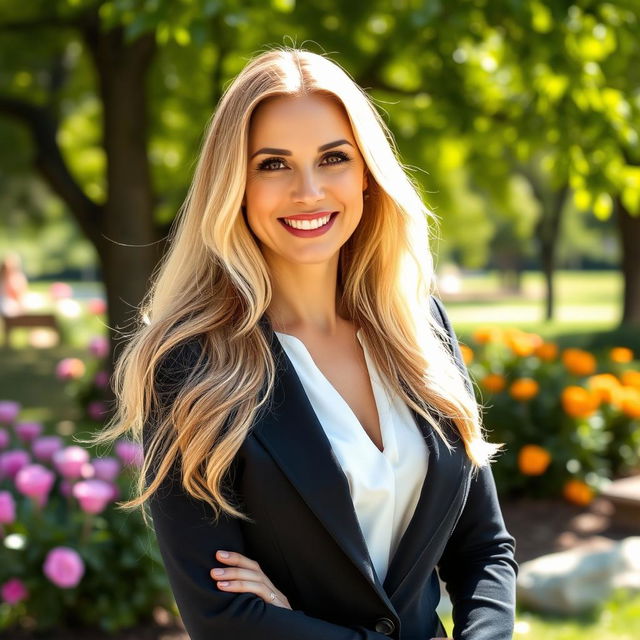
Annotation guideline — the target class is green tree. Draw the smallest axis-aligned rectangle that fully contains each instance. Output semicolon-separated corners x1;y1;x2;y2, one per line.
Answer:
2;0;638;385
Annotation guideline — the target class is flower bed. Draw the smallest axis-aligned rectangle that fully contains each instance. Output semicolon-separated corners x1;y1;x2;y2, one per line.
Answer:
462;328;640;504
0;334;173;633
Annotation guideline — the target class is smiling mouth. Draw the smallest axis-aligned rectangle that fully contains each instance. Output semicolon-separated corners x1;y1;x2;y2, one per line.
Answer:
279;212;339;230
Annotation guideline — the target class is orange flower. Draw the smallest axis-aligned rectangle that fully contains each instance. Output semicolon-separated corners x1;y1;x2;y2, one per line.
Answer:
459;344;474;365
561;386;600;418
587;373;623;405
481;373;506;393
535;342;558;362
610;347;634;363
563;479;594;506
620;387;640;419
472;326;503;344
509;378;539;402
562;348;597;377
506;331;543;358
621;370;640;391
518;444;551;476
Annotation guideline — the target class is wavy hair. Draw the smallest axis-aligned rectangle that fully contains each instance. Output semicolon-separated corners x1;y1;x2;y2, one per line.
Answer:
82;46;502;524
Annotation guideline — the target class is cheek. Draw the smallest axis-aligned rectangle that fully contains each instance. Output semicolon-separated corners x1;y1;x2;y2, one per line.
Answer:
245;181;279;221
332;167;366;195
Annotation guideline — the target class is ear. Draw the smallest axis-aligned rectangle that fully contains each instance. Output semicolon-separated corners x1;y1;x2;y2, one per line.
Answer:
363;170;369;191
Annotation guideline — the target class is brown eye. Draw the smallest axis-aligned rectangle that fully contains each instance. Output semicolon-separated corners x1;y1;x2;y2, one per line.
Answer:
257;157;287;171
322;151;350;165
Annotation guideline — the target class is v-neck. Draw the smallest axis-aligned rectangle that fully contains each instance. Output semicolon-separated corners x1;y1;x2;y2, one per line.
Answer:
274;329;394;458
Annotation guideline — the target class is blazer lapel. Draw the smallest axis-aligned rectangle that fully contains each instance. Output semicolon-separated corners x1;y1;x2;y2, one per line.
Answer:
382;407;471;600
252;318;470;605
252;320;394;609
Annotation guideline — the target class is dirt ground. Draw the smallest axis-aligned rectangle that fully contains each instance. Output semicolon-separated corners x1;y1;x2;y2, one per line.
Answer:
7;496;639;640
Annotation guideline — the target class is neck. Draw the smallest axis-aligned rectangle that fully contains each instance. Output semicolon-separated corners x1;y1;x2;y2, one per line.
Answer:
264;252;344;337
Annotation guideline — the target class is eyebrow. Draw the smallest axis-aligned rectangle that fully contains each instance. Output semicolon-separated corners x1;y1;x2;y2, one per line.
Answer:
249;139;354;160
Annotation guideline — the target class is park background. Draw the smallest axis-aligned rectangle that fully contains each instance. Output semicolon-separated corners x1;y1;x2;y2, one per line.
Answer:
1;0;639;638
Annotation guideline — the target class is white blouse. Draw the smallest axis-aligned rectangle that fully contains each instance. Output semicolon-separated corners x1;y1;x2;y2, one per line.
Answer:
274;328;429;584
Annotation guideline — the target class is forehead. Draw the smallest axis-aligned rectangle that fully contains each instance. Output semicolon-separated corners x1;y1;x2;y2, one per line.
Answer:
248;94;354;148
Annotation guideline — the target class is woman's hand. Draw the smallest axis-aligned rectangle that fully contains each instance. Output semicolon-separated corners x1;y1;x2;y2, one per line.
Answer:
211;550;292;609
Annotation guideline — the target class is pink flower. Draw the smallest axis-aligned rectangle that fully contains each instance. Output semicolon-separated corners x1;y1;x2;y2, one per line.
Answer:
1;578;28;604
15;464;55;504
0;450;31;481
72;478;113;514
43;547;85;588
49;282;73;300
80;462;95;479
87;298;107;315
55;358;86;381
87;401;107;421
94;370;110;389
14;421;43;444
32;436;64;463
92;457;120;482
52;446;89;479
88;336;109;359
106;483;120;501
0;401;20;424
0;491;16;524
115;439;143;467
0;428;9;449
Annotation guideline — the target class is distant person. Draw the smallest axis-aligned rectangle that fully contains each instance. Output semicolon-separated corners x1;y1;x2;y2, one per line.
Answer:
0;252;28;317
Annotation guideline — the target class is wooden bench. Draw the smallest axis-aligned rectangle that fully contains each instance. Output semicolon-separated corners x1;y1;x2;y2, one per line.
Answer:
1;312;62;347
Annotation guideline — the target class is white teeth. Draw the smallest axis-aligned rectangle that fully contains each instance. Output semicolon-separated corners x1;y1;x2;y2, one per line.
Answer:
283;214;332;230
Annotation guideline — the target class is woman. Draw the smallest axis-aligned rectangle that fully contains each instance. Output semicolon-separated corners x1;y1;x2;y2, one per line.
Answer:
89;47;517;639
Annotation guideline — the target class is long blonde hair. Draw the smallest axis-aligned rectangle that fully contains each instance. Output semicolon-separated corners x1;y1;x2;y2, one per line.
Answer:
82;46;501;524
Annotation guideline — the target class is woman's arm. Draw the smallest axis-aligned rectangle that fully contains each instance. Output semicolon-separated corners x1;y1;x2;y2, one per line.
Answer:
436;462;518;640
430;296;518;640
144;340;392;640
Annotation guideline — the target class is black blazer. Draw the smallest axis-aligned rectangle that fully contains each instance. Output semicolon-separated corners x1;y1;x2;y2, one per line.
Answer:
143;296;517;640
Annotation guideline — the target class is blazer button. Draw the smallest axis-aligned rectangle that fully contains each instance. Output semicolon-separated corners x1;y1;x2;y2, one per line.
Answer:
374;617;395;635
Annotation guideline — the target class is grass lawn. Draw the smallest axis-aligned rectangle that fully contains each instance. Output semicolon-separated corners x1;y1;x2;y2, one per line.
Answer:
442;270;640;352
439;591;640;639
444;270;622;335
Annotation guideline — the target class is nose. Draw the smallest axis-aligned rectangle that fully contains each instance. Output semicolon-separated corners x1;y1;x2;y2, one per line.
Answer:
292;167;324;204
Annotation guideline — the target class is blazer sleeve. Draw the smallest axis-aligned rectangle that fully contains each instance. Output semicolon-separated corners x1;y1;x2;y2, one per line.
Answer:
143;340;391;640
430;296;518;640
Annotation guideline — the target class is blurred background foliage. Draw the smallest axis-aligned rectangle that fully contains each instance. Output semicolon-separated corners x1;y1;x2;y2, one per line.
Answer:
1;0;638;354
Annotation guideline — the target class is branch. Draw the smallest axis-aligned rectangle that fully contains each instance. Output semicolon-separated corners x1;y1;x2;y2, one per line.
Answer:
0;1;102;32
0;94;104;249
0;16;76;32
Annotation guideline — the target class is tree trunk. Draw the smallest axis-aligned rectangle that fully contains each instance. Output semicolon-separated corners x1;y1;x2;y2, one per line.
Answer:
532;183;569;321
615;197;640;324
83;22;159;364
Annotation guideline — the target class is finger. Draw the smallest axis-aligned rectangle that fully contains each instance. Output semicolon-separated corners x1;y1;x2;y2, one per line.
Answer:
216;550;261;571
215;578;275;602
210;567;265;583
213;552;280;593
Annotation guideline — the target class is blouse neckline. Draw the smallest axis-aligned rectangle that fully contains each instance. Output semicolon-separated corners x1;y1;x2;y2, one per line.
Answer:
273;328;395;458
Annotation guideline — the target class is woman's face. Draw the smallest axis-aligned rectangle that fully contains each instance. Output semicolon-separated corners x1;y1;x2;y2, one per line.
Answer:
244;94;369;266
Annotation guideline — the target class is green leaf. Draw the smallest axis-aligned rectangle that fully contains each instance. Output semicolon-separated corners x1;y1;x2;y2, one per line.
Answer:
271;0;295;13
593;192;613;220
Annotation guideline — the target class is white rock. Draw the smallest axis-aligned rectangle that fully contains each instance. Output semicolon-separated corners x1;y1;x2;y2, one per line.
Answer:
517;536;640;614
